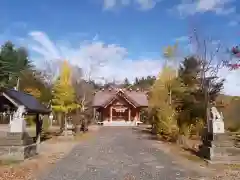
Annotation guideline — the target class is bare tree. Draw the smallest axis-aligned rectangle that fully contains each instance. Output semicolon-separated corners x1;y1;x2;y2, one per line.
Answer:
70;58;107;131
189;28;227;123
41;59;61;86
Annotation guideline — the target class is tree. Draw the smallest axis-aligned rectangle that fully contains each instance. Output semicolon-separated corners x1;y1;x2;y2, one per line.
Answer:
0;41;32;88
163;43;181;104
149;66;179;141
19;69;52;103
176;56;224;136
52;60;79;134
72;79;95;129
123;78;131;88
189;28;226;125
163;43;179;77
24;87;41;99
131;76;156;90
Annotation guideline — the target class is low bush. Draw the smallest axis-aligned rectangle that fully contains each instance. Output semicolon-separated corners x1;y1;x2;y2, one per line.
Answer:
25;115;36;126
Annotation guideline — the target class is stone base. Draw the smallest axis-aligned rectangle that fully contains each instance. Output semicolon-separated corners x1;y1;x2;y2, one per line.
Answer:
0;132;37;161
199;133;240;164
0;144;37;161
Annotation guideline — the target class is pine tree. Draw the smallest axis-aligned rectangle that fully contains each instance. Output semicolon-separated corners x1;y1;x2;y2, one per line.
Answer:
0;41;32;88
123;78;130;88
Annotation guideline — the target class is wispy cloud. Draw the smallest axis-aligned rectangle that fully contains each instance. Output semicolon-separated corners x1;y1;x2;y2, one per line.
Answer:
175;36;189;42
102;0;160;11
174;0;236;17
25;31;162;82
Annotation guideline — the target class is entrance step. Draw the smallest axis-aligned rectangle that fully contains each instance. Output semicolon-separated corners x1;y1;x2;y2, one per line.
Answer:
101;120;138;126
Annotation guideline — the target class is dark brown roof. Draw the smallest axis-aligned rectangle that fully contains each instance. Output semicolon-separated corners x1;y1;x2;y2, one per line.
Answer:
92;88;148;107
1;88;51;114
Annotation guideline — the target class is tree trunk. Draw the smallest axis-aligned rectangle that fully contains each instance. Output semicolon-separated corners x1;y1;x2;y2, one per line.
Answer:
169;90;172;105
64;113;67;137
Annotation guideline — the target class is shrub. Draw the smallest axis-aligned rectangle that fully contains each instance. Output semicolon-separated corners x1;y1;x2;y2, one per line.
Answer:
25;115;36;126
42;115;50;132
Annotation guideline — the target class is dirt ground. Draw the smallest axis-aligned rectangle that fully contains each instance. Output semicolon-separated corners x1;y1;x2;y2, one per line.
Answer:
0;129;97;180
0;140;77;180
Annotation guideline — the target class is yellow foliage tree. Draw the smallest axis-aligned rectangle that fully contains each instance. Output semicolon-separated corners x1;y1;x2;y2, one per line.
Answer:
163;43;179;77
149;66;179;140
52;60;79;133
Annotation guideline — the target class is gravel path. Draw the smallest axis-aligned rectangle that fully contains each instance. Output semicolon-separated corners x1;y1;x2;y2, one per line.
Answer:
38;127;205;180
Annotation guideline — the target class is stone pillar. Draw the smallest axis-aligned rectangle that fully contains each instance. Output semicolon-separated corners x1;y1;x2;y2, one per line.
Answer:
199;106;240;164
110;106;112;122
128;109;131;121
1;106;37;161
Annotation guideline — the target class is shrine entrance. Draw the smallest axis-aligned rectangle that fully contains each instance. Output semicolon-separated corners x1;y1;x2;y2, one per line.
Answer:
93;88;147;125
112;105;129;121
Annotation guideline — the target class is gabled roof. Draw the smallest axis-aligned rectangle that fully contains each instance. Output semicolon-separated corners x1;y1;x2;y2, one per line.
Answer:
92;88;148;107
0;88;50;114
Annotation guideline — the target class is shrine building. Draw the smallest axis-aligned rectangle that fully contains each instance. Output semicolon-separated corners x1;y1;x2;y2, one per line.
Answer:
92;88;148;126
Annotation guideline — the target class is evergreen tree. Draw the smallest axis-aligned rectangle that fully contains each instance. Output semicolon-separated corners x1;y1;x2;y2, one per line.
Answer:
0;41;32;88
176;56;224;134
123;78;130;88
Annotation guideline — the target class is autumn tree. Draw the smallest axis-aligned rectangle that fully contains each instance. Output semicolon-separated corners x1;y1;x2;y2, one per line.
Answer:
24;87;41;99
52;60;79;134
163;43;180;76
19;69;52;103
149;66;179;141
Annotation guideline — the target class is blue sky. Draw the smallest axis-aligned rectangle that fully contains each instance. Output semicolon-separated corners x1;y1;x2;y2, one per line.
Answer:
0;0;240;95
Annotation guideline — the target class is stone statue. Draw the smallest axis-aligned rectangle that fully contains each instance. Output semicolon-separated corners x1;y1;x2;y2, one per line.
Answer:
207;106;224;134
9;106;27;133
210;107;222;121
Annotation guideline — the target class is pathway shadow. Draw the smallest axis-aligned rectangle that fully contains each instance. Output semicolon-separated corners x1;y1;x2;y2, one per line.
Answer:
132;126;163;141
133;126;205;162
182;147;201;158
33;130;62;142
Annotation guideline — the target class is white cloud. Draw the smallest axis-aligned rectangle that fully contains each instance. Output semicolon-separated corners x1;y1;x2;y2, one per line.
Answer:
218;67;240;96
102;0;160;11
175;0;236;16
27;31;162;83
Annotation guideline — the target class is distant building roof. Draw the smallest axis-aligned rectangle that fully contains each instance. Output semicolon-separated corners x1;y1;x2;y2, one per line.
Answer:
0;88;50;114
92;88;148;107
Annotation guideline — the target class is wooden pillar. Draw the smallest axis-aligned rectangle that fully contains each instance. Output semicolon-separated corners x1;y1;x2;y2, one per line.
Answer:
110;106;112;122
35;114;42;153
128;108;131;121
136;110;139;121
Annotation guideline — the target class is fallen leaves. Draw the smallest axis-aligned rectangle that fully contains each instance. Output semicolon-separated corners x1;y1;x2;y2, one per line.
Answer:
0;142;77;180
